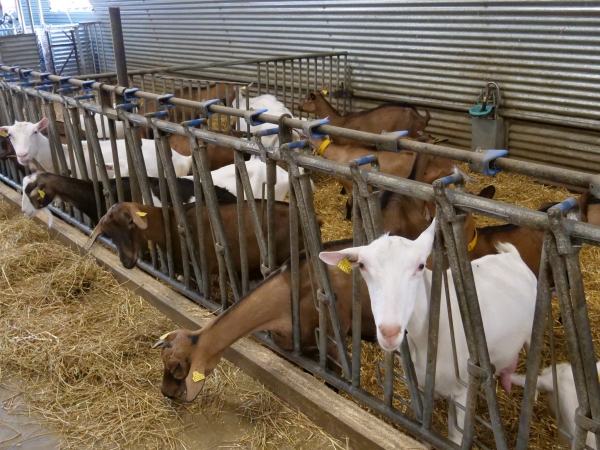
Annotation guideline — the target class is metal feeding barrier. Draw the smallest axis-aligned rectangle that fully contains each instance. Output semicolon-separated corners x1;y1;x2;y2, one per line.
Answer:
1;61;600;450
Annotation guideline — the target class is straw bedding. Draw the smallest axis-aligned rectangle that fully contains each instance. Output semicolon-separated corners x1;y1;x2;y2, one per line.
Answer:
0;198;344;449
311;163;599;449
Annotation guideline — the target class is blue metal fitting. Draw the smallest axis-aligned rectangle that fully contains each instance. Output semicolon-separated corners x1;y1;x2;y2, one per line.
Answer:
123;88;139;102
21;69;34;78
81;80;96;92
376;129;409;152
353;154;378;166
0;72;13;78
37;85;53;91
301;118;329;139
286;140;309;150
117;103;138;111
437;172;464;186
9;66;20;72
145;110;168;118
20;82;35;87
468;148;508;176
181;118;206;127
39;72;52;80
257;126;279;136
245;108;268;126
554;197;579;213
197;99;219;117
157;94;174;109
76;94;94;100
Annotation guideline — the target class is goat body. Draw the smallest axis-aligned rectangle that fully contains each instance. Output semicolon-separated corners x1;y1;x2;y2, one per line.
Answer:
22;171;235;223
298;91;430;144
152;238;376;402
319;220;537;443
85;201;298;277
511;362;600;449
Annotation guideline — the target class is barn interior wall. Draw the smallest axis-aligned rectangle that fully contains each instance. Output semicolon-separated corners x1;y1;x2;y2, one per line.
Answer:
83;1;600;171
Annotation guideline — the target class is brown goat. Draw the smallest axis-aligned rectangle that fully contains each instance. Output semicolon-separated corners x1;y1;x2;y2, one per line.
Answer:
85;201;300;279
298;90;430;144
152;238;375;401
579;191;600;226
309;135;455;219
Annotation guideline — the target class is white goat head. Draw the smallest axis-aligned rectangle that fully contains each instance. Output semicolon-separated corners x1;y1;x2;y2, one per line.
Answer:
320;219;436;351
0;118;49;165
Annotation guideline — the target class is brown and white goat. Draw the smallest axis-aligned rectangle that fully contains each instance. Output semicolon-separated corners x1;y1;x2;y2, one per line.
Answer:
298;90;430;144
84;201;302;278
22;171;236;224
152;238;375;401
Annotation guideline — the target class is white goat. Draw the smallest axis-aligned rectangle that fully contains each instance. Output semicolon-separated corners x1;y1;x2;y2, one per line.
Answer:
319;219;537;444
116;147;192;179
186;158;292;202
77;113;125;139
511;361;600;449
233;91;300;147
0;119;191;178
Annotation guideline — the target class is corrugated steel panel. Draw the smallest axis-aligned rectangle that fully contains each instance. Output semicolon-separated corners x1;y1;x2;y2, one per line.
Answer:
17;0;97;27
0;33;39;69
47;26;81;75
87;1;600;173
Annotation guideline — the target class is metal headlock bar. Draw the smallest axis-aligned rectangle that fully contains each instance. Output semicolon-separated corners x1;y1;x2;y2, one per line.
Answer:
1;63;600;450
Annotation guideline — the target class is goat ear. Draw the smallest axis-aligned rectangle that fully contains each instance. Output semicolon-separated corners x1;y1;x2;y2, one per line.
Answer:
36;117;50;131
415;218;436;253
127;204;149;230
105;163;114;170
319;247;363;266
184;362;206;402
477;185;496;199
84;220;104;252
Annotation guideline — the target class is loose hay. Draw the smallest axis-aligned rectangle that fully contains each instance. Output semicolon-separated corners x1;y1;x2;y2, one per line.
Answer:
311;163;597;449
0;197;343;449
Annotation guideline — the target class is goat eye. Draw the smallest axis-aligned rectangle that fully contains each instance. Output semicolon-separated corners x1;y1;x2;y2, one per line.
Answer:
358;262;364;269
418;263;425;270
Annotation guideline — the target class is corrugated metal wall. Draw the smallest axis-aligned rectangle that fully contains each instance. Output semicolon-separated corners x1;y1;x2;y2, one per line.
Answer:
86;1;600;172
0;33;39;69
18;0;97;27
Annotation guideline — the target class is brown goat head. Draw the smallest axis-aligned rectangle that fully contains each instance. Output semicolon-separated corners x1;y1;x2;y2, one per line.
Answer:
23;172;56;211
153;328;219;402
84;203;149;269
579;192;600;226
298;90;327;113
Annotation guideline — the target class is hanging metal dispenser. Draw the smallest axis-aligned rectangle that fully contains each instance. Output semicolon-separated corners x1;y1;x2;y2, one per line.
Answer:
469;81;507;151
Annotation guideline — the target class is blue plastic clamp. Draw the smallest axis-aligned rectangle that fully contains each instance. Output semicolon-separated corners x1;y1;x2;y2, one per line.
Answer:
353;154;378;166
123;88;139;102
9;66;20;73
117;103;138;111
258;126;279;136
301;118;329;139
81;80;96;92
145;110;169;118
393;130;409;137
39;72;52;81
21;69;34;79
245;108;268;126
437;172;463;186
37;85;53;91
20;82;35;87
469;149;508;176
157;94;174;109
554;197;579;213
286;140;309;150
182;118;206;127
76;94;94;100
198;99;220;117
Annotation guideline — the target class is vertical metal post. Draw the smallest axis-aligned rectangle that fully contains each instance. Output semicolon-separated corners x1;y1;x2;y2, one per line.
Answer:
109;7;129;89
24;0;35;33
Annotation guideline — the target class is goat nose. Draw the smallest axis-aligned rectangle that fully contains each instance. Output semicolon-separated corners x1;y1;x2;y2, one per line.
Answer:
378;324;402;338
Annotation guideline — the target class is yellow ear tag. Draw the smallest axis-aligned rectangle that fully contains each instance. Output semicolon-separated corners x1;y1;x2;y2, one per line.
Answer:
38;189;45;199
136;211;147;217
321;89;329;95
192;371;205;383
159;332;170;340
0;129;7;137
337;257;352;274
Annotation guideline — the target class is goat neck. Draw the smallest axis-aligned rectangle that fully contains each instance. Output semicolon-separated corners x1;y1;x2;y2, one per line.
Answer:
313;93;342;122
156;271;292;402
